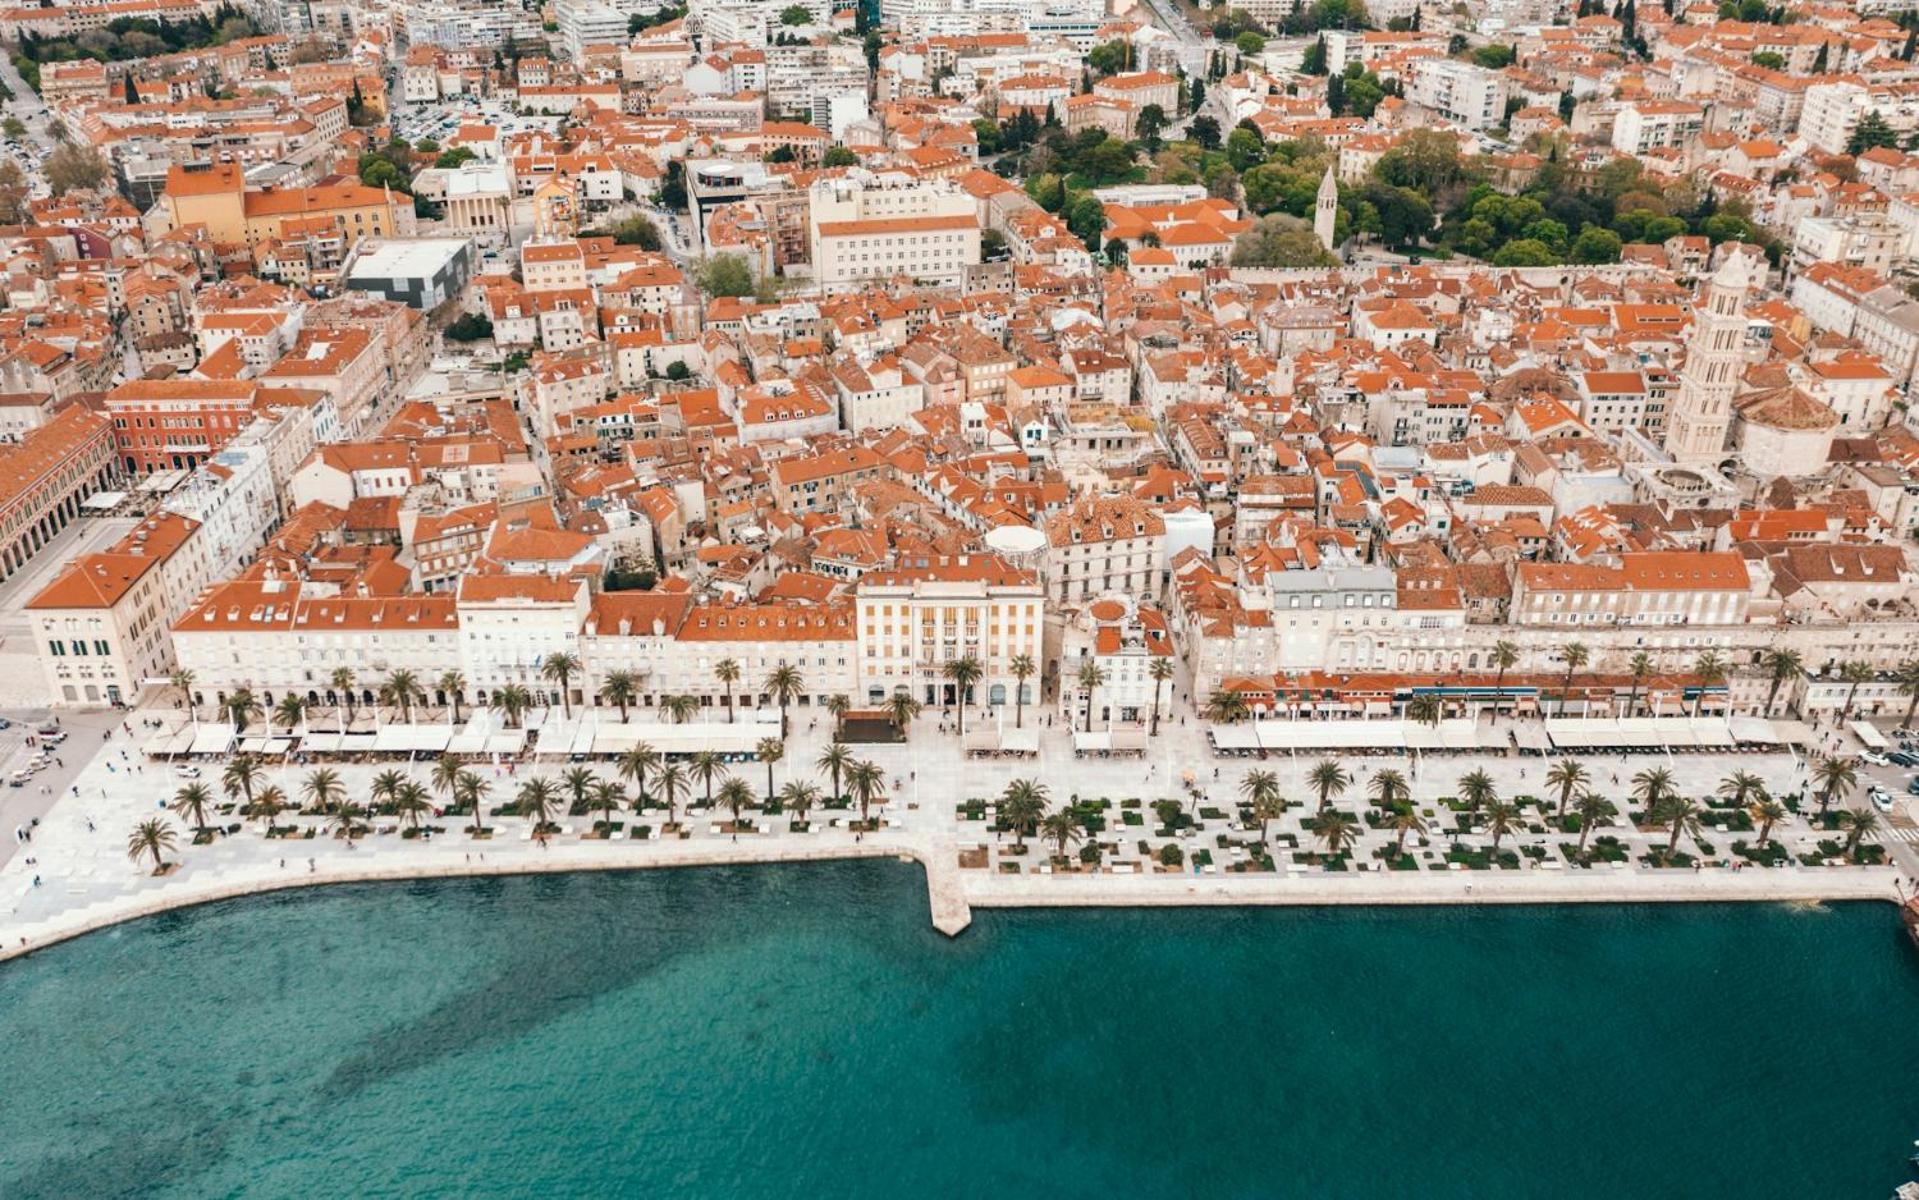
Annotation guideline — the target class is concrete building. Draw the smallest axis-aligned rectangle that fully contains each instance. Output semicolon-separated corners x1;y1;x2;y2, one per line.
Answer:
344;238;476;309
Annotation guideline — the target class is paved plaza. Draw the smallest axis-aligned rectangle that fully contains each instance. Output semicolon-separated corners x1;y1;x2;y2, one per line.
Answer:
0;703;1912;958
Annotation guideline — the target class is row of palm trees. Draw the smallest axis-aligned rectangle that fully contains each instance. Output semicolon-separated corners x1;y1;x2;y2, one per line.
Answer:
1202;755;1877;864
169;661;818;737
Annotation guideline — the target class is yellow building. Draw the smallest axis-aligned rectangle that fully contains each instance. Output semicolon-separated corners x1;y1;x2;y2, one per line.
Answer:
159;163;412;248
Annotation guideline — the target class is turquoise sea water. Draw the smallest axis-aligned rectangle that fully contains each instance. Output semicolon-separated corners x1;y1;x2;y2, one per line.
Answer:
3;862;1919;1198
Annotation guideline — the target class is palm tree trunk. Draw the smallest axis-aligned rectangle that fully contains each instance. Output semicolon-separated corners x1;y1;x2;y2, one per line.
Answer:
1150;682;1162;736
1395;827;1408;856
1562;667;1575;716
1015;686;1025;729
726;686;734;723
1577;823;1592;857
1767;675;1783;715
1906;690;1918;726
1758;819;1773;848
1493;665;1506;724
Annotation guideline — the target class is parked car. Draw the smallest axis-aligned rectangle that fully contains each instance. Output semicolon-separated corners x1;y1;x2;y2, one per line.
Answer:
173;765;201;779
1862;750;1890;766
1888;752;1917;768
1871;789;1895;813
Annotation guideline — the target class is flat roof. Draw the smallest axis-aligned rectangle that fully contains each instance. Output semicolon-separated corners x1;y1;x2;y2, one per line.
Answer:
347;238;471;280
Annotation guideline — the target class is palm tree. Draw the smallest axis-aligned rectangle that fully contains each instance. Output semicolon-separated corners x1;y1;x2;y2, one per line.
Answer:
431;753;463;805
847;759;886;826
1625;652;1652;717
273;694;306;736
884;692;922;734
171;782;213;834
562;765;597;815
1489;639;1519;723
1559;642;1589;716
717;777;755;825
458;769;491;836
1838;659;1875;722
1631;766;1675;816
714;658;742;722
439;670;467;723
601;670;637;722
330;667;357;727
590;779;626;830
394;780;433;832
999;778;1048;849
1368;768;1410;812
1761;647;1802;715
825;693;851;740
127;818;177;872
1310;759;1353;813
1011;653;1037;729
1076;660;1106;731
618;742;659;805
766;664;805;737
1148;657;1175;735
1205;688;1249;724
1546;758;1589;820
663;693;700;724
517;777;558;841
251;784;287;831
226;687;261;735
943;656;983;734
369;768;407;817
1040;809;1085;860
1897;660;1919;726
1572;792;1616;859
325;804;361;841
1240;769;1281;835
1840;807;1880;861
1483;799;1520;853
302;767;345;814
818;743;853;799
757;737;783;805
1812;754;1858;818
1389;805;1427;857
542;651;581;719
1750;798;1787;848
1405;692;1442;728
170;669;197;721
1657;795;1703;858
691;750;724;809
1692;649;1726;717
655;762;687;826
779;780;820;824
1314;811;1359;860
1457;768;1497;817
492;684;532;729
1718;770;1767;811
380;669;423;723
221;754;263;809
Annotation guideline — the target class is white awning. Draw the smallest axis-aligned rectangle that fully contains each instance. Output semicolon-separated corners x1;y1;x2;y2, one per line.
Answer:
486;732;526;755
1209;724;1260;750
1252;719;1409;751
188;724;235;756
372;725;451;753
298;733;341;754
1074;730;1112;751
1001;726;1039;754
447;732;490;754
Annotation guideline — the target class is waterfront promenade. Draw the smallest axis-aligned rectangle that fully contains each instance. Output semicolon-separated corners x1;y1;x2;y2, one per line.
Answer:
0;705;1908;960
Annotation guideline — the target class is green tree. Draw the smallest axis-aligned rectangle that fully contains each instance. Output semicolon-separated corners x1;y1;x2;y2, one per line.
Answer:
1848;110;1898;156
1491;237;1558;266
822;146;858;167
1229;212;1336;266
1225;125;1266;172
1309;759;1351;813
696;254;755;297
609;213;661;248
1188;114;1221;149
779;3;811;23
435;146;477;169
1457;769;1497;817
1234;31;1266;56
445;312;493;341
1568;224;1623;263
127;818;178;873
999;779;1049;849
1300;35;1328;74
45;141;107;193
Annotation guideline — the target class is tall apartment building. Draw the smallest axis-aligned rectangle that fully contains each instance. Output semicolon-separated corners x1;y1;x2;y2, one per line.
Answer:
806;172;980;294
1609;100;1706;154
1407;59;1508;131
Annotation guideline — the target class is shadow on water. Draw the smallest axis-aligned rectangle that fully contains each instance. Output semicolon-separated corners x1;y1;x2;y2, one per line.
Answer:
6;1101;230;1200
317;861;923;1103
